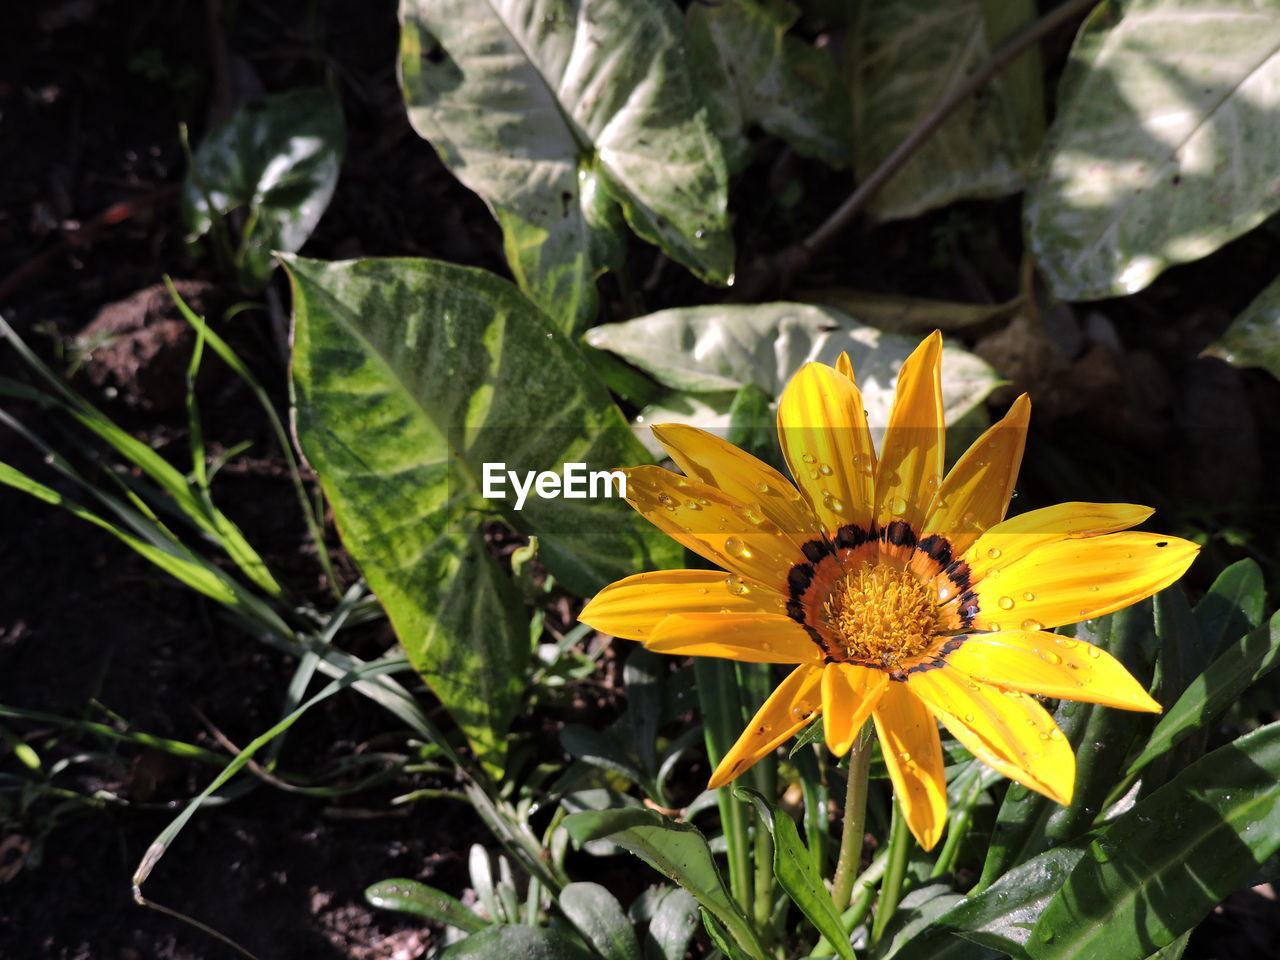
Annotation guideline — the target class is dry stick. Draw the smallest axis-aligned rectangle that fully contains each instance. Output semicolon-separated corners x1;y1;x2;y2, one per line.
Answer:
734;0;1101;301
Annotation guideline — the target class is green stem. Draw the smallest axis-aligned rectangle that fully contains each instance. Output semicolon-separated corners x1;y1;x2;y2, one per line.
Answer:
830;726;873;912
871;799;912;944
930;766;987;879
694;658;753;915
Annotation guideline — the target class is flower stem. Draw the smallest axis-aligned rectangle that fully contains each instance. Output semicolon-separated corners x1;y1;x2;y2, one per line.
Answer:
830;726;873;912
871;799;912;944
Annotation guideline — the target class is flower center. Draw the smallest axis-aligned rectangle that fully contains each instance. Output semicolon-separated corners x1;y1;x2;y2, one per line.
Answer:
821;563;939;670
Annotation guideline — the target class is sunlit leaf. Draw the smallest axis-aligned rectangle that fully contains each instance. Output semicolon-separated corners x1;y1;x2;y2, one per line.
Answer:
365;879;490;933
849;0;1042;220
1029;721;1280;960
688;0;849;172
563;808;767;960
1026;0;1280;299
586;303;1001;423
399;0;732;332
287;254;675;772
183;88;344;289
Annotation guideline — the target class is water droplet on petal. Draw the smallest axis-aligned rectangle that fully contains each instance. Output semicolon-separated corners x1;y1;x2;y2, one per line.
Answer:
657;493;677;510
801;453;817;464
685;499;701;510
1085;645;1101;659
724;537;752;559
1021;618;1043;631
1022;591;1035;601
819;463;833;476
999;596;1015;610
1040;650;1062;665
891;497;909;515
726;575;750;596
755;482;770;494
987;547;1002;559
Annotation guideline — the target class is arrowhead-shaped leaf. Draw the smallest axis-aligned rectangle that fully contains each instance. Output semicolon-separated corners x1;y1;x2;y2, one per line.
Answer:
287;254;675;772
399;0;733;332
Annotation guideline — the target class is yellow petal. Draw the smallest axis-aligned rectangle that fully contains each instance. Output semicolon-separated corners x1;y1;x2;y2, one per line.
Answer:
777;362;877;535
835;351;855;381
579;570;785;640
874;332;944;532
708;664;823;788
964;501;1154;582
820;662;889;755
646;614;824;664
908;665;1075;805
923;394;1030;556
623;465;801;589
651;423;819;546
944;631;1161;713
872;683;947;850
967;532;1200;632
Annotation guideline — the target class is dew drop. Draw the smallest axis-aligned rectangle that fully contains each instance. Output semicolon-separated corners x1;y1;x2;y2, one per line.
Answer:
999;596;1015;610
819;463;833;476
1021;618;1043;631
724;537;753;559
1056;638;1077;649
755;482;770;494
897;751;911;763
801;452;817;464
963;713;975;723
1085;645;1101;659
696;587;707;595
891;497;909;515
698;498;710;506
808;469;820;480
938;586;952;602
657;493;678;511
1040;650;1062;665
685;499;702;510
725;575;750;596
987;547;1002;559
1022;591;1035;601
1088;585;1100;592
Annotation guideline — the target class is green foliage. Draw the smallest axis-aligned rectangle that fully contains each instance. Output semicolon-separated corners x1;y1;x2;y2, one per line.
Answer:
398;0;732;333
1026;0;1280;299
183;88;345;290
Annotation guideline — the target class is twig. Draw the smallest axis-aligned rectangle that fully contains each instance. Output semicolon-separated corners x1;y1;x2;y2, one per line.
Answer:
733;0;1100;301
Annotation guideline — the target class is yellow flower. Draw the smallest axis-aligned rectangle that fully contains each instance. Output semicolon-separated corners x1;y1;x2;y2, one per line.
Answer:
580;332;1198;850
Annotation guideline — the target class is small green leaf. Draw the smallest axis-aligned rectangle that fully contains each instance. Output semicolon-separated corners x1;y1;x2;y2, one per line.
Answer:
562;808;767;960
365;879;490;933
1026;0;1280;299
183;88;344;289
735;787;855;960
877;882;999;960
637;887;700;960
1128;607;1280;780
1029;720;1280;960
559;882;644;960
1204;274;1280;380
441;925;597;960
849;0;1042;220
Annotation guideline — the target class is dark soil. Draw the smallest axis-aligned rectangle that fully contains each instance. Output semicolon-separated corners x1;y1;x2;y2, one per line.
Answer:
2;2;1278;959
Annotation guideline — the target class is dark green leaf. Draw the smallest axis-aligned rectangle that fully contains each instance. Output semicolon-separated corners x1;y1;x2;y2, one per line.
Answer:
365;879;489;933
1029;721;1280;960
1128;608;1280;780
625;647;665;778
1154;586;1203;707
926;845;1087;957
1205;274;1280;381
184;88;344;288
1193;559;1265;661
560;882;644;960
725;383;783;472
735;788;854;960
878;882;999;960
